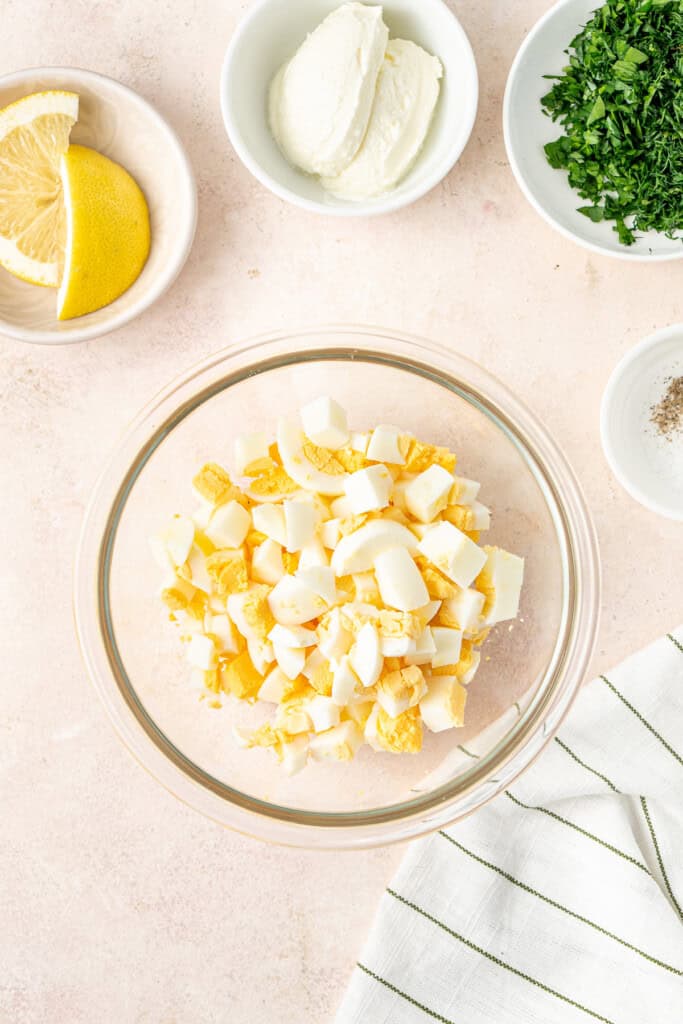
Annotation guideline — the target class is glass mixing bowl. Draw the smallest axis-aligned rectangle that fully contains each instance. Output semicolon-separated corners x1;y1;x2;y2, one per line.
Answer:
75;327;600;848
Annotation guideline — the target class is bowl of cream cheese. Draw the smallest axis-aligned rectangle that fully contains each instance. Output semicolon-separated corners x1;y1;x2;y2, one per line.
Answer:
220;0;478;215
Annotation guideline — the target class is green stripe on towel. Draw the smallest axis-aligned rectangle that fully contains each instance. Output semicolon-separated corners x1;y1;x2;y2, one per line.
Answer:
640;796;683;920
356;962;456;1023
600;675;683;768
438;831;682;976
504;792;650;874
666;633;683;655
386;887;618;1024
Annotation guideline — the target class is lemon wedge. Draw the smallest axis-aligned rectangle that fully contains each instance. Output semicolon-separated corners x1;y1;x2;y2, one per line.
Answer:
57;144;150;320
0;90;78;286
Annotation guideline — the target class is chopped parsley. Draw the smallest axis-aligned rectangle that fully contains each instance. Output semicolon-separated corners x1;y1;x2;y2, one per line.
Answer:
542;0;683;245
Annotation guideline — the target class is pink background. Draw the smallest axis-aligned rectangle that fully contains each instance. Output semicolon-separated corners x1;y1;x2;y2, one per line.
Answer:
1;2;681;1021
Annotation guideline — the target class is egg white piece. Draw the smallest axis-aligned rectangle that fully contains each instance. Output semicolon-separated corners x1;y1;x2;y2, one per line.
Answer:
188;668;208;692
331;655;359;705
247;637;274;676
318;607;353;664
274;702;311;735
234;431;269;475
268;623;317;649
381;635;416;657
330;494;355;518
157;514;195;568
344;464;393;514
363;703;383;751
273;642;306;680
206;613;240;654
351;571;379;603
366;424;405;465
300;395;349;449
302;647;327;681
420;675;466;732
277;419;348;495
374;546;429;611
298;535;330;569
307;695;341;733
309;720;363;761
404;464;454;523
459;649;481;685
284;499;317;552
451;475;481;506
441;588;485;633
331;519;418;575
281;735;309;776
417;599;442;624
268;575;327;626
258;666;292;704
149;534;175;573
205;500;251;549
349;622;383;687
418;521;487;588
251;538;286;584
186;633;215;670
431;626;463;668
252;503;287;546
183;546;213;594
480;548;525;625
405;627;436;666
320;518;342;550
296;565;337;606
226;592;261;641
350;431;369;454
470;502;492;530
192;500;214;531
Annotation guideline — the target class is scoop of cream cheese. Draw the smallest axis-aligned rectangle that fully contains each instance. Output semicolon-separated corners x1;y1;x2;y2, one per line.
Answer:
321;39;443;200
268;3;388;178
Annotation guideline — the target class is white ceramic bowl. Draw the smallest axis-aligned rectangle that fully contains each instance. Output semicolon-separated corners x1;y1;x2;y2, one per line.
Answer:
0;67;197;345
504;0;683;261
220;0;478;216
601;325;683;520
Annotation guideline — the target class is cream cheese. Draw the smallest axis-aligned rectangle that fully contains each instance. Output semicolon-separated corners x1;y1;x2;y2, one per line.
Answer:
322;39;443;200
268;3;388;177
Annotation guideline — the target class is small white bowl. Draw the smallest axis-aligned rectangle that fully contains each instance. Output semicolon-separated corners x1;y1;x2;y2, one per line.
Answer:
220;0;478;216
601;325;683;520
0;67;197;345
504;0;683;261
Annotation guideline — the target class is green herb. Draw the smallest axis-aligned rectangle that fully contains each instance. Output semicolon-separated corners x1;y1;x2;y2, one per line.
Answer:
541;0;683;245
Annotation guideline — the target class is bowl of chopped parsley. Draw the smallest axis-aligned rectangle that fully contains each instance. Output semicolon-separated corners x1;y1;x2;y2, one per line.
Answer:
504;0;683;259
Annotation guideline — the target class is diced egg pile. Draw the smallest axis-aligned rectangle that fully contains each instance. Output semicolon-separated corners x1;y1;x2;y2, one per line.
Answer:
150;397;524;775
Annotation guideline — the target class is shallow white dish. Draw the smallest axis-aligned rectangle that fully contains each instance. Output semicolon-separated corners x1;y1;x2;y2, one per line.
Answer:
504;0;683;261
220;0;478;217
0;67;197;345
601;325;683;520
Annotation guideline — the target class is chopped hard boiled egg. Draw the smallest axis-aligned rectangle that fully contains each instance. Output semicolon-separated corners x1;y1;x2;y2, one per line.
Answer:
151;397;524;774
366;424;405;465
344;464;393;513
374;546;429;612
301;395;349;449
417;521;488;588
234;431;269;475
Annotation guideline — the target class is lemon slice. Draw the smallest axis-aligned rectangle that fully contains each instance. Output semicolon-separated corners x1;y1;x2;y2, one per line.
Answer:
57;144;150;320
0;90;78;286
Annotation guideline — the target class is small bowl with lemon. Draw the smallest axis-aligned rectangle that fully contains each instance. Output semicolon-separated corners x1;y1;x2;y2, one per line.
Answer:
0;67;197;345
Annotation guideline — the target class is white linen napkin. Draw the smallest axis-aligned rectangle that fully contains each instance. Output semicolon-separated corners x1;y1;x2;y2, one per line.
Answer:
336;628;683;1024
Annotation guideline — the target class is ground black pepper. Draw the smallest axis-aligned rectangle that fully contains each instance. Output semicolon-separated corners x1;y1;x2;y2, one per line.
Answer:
650;376;683;441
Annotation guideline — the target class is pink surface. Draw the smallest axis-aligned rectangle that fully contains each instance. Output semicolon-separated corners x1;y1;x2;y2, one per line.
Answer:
1;1;681;1021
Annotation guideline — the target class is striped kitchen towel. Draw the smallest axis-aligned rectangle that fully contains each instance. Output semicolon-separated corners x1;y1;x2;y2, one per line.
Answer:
336;629;683;1024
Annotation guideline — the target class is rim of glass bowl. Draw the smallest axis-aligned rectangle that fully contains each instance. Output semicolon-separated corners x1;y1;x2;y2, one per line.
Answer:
74;326;600;849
